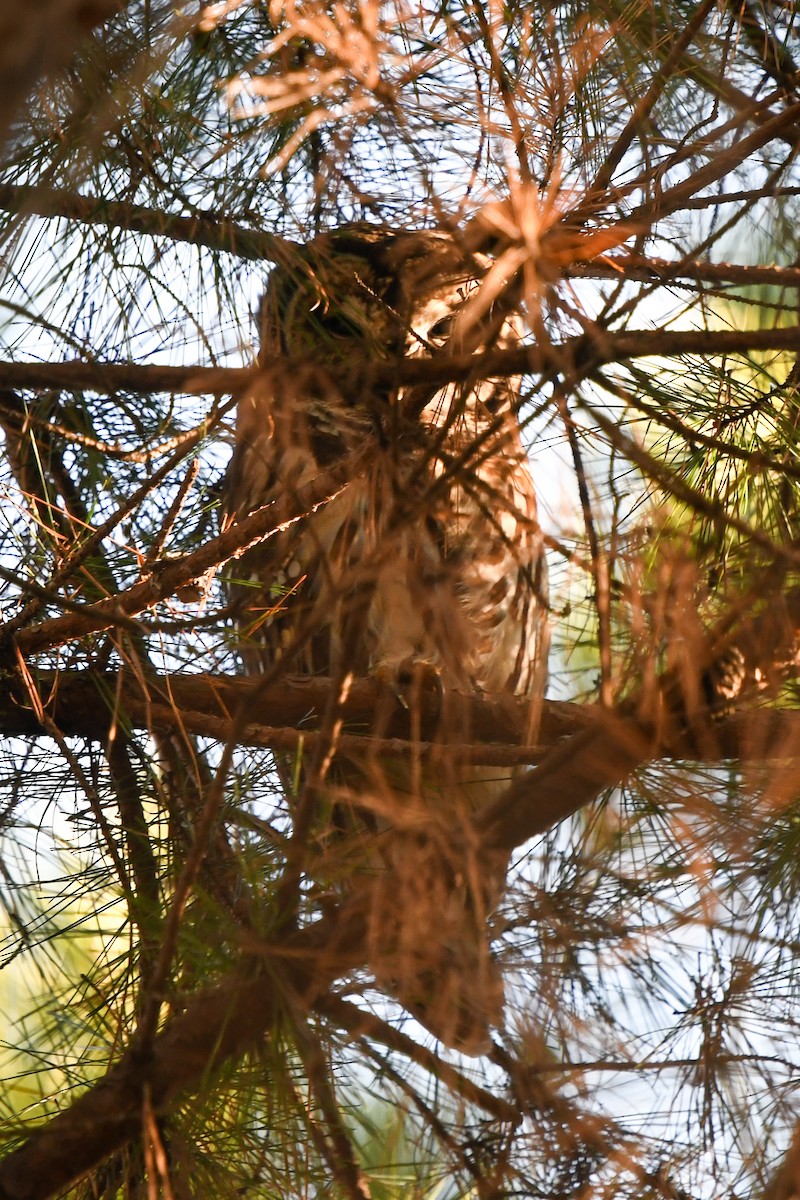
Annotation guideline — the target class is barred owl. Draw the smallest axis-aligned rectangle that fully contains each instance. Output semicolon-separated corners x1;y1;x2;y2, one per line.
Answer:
225;223;548;1052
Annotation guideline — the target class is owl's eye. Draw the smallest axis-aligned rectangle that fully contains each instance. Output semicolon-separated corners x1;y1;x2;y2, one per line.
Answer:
428;314;455;345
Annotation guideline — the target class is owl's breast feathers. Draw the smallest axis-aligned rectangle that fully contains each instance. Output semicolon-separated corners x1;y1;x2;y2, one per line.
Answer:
226;225;548;693
224;223;548;1052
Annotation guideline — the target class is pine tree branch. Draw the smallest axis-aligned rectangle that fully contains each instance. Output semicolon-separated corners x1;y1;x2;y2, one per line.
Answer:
725;0;799;96
4;177;800;295
0;908;366;1200
477;590;800;852
0;665;581;755
6;323;800;400
3;658;800;791
0;361;254;395
0;183;299;263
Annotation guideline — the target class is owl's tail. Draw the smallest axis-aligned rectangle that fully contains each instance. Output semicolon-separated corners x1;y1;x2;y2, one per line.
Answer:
358;800;509;1055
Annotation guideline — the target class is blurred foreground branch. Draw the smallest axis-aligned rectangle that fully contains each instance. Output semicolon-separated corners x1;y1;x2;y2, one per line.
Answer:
0;0;126;142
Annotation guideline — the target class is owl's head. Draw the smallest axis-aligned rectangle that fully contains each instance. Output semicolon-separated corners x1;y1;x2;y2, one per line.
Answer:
257;223;519;368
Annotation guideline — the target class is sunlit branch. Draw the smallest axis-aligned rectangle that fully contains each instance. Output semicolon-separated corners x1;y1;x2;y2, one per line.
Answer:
0;909;367;1200
0;360;254;395
4;664;800;777
11;459;354;655
5;323;800;398
0;182;299;263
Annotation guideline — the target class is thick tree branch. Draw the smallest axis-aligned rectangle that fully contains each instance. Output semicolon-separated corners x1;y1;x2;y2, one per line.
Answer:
0;909;366;1200
5;323;800;400
0;361;255;395
0;665;583;754
7;658;800;760
4;657;800;813
0;183;299;264
3;181;800;297
478;589;800;852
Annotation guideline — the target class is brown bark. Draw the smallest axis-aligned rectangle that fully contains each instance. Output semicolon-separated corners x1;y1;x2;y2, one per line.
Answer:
5;656;800;781
6;323;800;400
3;590;800;1198
0;911;365;1200
0;666;580;754
0;182;298;263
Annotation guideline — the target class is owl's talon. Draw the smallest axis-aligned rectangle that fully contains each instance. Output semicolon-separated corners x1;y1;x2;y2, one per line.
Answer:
376;659;443;713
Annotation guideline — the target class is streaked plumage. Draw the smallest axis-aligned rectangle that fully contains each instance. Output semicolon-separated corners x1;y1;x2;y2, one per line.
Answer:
225;224;548;1051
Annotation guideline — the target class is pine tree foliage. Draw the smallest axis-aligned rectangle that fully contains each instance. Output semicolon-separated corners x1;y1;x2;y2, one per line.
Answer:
2;1;800;1197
